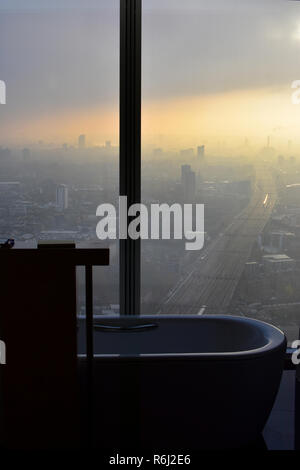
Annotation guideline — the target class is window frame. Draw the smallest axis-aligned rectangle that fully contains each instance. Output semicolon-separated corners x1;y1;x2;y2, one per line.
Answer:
119;0;295;366
119;0;141;316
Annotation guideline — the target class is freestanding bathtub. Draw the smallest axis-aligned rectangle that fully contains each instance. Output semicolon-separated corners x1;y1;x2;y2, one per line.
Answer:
78;315;286;450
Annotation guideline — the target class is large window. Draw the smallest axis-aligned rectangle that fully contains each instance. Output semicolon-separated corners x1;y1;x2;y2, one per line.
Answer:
1;0;300;347
142;0;300;345
0;0;119;315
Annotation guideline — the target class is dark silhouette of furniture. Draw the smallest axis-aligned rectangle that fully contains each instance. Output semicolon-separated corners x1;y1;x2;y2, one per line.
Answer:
0;247;109;449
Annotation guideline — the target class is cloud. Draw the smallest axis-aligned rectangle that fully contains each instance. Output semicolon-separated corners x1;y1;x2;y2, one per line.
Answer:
143;0;300;100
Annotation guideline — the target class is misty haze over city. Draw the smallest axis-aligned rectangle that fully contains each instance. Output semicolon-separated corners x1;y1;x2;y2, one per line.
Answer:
2;0;300;346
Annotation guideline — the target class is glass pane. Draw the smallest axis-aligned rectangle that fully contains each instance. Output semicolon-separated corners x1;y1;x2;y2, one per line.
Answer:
0;1;119;329
142;0;300;345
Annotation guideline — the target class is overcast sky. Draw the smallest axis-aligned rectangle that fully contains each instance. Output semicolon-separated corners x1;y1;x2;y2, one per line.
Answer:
1;0;300;146
143;0;300;97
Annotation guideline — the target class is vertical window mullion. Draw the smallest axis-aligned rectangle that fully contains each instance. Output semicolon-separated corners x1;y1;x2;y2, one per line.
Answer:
120;0;142;316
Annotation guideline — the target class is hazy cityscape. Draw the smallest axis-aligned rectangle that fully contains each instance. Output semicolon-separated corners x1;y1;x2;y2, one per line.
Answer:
0;134;299;345
2;0;300;453
2;0;300;346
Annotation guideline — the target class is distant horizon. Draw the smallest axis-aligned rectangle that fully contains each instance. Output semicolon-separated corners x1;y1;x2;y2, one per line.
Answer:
1;136;298;163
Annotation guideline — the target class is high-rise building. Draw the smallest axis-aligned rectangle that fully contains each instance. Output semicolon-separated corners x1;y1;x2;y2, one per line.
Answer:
181;165;196;201
56;184;68;211
197;145;205;160
78;134;86;150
